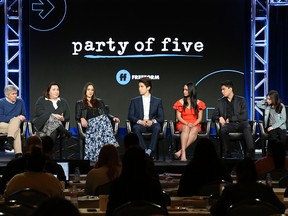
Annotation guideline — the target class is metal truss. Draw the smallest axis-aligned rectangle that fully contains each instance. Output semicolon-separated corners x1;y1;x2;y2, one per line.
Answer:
251;0;288;120
4;0;22;97
251;0;269;120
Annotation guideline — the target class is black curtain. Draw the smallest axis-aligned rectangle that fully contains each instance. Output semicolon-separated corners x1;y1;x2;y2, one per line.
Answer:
269;6;288;105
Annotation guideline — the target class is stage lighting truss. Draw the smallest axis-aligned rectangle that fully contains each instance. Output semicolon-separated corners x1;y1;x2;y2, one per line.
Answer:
270;0;288;6
4;0;23;97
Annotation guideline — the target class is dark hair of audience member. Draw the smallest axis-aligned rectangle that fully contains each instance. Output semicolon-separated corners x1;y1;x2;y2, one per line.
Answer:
26;146;46;172
121;147;147;178
94;144;121;180
193;138;219;162
235;157;258;183
268;140;286;169
123;133;140;149
41;135;55;156
31;197;81;216
23;135;42;153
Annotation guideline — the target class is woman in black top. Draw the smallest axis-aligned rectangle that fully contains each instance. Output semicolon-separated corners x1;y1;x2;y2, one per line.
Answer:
75;82;120;162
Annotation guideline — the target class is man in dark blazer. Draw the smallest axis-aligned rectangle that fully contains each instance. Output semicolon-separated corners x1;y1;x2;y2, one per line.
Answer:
128;77;164;159
212;80;255;158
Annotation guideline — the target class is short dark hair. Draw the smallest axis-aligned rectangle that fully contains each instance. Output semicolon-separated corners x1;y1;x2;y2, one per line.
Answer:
41;136;55;154
124;133;139;149
44;82;60;98
139;77;152;92
221;80;234;89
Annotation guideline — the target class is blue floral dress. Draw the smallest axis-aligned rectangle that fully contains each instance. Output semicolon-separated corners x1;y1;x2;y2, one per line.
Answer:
84;114;118;161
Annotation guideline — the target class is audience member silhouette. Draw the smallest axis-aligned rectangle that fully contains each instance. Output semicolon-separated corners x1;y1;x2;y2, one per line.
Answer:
106;147;167;216
0;135;43;195
210;157;285;216
255;140;288;180
31;197;81;216
41;135;67;189
122;132;159;180
123;132;141;149
177;138;232;197
85;144;122;195
4;146;64;198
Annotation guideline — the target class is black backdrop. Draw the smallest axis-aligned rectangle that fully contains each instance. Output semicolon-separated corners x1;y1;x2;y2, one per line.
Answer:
4;1;287;130
26;0;250;129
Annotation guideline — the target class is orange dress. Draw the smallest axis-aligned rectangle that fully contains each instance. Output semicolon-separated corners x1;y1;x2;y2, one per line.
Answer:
173;100;206;131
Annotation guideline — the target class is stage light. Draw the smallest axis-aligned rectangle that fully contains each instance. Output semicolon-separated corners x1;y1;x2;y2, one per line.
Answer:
270;0;288;6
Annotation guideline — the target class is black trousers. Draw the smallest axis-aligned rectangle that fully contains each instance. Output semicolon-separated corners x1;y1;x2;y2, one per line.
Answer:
219;121;254;155
267;128;286;146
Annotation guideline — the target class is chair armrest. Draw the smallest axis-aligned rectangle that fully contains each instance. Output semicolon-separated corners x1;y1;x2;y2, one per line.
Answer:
126;120;132;133
215;121;221;136
161;120;168;138
202;120;211;136
113;122;119;136
21;121;28;137
250;120;257;137
27;121;36;136
258;120;268;138
65;121;70;130
76;121;86;139
169;120;175;134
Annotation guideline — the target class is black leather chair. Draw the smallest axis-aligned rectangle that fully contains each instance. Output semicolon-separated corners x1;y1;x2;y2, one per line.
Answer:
169;119;211;159
215;120;257;158
125;120;168;161
5;187;49;207
112;200;168;216
27;121;70;159
94;181;113;196
226;198;281;216
278;174;288;188
258;105;288;156
0;200;36;216
77;117;119;160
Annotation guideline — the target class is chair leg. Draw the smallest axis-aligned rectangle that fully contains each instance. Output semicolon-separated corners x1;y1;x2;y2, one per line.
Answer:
59;138;63;159
168;139;173;160
161;139;166;162
239;141;244;158
262;140;268;156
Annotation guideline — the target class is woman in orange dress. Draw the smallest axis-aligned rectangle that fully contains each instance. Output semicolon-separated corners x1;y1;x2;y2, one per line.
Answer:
173;82;206;161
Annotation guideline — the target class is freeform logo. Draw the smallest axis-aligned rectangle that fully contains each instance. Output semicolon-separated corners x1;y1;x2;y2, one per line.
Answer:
116;70;160;85
116;70;131;85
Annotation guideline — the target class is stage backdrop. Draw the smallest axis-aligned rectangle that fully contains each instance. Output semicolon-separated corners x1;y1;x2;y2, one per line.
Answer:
26;0;250;128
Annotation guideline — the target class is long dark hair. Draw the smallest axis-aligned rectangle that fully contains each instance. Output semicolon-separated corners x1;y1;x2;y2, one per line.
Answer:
95;144;121;180
183;82;198;114
82;82;100;109
267;90;282;113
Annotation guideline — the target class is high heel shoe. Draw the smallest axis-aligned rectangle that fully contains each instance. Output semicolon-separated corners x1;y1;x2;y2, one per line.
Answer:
174;153;180;160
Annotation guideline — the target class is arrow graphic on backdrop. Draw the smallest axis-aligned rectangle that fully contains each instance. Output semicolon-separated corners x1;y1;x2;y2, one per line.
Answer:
32;0;55;19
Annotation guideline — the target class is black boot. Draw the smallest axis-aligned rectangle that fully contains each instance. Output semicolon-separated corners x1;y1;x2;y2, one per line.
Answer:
15;153;23;158
246;149;255;159
57;125;72;138
4;137;14;151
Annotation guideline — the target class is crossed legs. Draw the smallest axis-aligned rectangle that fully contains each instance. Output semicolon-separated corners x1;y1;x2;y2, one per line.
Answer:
175;125;199;161
0;117;22;154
